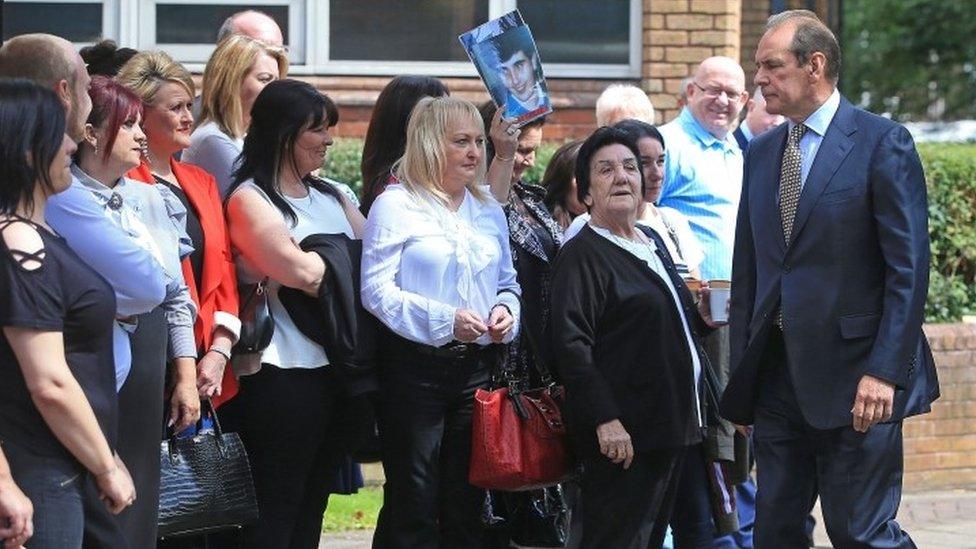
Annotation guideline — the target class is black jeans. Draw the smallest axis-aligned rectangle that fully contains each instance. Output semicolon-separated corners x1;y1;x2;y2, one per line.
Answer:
225;364;342;549
3;440;86;548
372;340;495;549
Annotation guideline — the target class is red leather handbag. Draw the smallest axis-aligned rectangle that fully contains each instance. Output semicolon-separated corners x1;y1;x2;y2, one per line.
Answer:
469;385;574;491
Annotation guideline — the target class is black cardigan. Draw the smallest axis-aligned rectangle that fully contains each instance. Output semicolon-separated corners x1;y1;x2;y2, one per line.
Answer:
549;224;706;457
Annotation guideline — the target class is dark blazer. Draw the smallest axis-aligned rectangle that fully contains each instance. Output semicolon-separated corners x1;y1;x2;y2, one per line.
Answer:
732;125;749;152
720;96;939;429
550;225;706;457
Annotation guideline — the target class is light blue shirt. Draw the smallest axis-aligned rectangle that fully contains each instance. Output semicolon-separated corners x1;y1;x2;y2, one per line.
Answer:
47;172;168;388
794;88;841;187
659;108;744;280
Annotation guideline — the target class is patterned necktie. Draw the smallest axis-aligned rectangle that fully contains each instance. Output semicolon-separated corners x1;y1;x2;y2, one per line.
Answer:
779;123;807;245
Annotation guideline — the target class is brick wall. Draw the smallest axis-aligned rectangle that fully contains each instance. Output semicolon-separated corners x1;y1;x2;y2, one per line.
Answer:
644;0;741;124
904;323;976;492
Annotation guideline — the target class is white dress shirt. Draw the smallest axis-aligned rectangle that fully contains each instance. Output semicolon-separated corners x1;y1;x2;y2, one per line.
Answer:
794;88;841;188
361;184;521;347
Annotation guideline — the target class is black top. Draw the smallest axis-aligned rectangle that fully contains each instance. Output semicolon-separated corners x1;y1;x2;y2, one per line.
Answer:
0;218;118;461
503;182;563;386
157;176;205;290
549;224;705;456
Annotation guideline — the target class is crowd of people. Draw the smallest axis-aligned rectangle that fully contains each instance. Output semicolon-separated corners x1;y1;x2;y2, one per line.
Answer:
0;7;936;549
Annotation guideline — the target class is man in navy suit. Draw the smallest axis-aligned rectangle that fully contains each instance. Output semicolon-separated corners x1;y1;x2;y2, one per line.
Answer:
720;10;938;548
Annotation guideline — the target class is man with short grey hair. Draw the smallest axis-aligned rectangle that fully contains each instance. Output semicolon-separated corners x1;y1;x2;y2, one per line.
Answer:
722;10;936;548
595;83;655;126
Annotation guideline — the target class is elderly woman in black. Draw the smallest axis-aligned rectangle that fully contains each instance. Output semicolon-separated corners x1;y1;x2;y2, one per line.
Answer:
549;127;718;548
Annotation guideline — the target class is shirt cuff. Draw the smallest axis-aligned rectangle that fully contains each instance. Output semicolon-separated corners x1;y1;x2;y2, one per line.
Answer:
495;292;521;344
168;326;198;360
428;302;457;347
213;311;242;343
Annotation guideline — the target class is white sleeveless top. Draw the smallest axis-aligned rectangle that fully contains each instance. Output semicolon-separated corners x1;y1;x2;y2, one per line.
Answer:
235;180;355;370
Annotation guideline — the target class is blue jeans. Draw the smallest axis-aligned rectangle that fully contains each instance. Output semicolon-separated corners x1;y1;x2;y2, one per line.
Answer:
2;440;85;548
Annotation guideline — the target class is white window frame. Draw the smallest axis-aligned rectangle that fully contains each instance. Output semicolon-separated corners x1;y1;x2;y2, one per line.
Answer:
136;0;305;65
11;0;641;78
5;0;121;45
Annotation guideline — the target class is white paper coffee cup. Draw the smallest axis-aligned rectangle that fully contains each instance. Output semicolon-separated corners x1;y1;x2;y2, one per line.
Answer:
708;280;731;324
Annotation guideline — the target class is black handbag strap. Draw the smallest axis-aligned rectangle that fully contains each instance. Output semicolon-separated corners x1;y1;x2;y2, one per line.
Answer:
166;399;225;455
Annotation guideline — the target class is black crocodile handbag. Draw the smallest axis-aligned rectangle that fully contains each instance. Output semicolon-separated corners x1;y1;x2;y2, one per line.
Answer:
158;400;259;538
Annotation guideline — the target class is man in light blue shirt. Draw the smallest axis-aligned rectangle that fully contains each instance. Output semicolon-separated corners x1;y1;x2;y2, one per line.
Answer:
659;56;755;549
659;57;749;282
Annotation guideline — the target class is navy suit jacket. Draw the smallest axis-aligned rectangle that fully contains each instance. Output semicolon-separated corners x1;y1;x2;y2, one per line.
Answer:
732;126;749;152
720;96;939;429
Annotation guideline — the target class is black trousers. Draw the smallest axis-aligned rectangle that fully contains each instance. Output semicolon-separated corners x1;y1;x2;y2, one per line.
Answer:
372;340;494;549
578;447;686;549
753;330;915;549
225;364;342;549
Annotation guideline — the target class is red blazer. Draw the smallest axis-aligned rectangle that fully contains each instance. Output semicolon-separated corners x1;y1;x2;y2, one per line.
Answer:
128;158;240;407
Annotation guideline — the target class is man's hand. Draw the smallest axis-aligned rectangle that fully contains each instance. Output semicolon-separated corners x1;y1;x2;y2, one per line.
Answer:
851;374;895;433
0;475;33;548
453;309;487;343
596;419;634;469
487;305;515;343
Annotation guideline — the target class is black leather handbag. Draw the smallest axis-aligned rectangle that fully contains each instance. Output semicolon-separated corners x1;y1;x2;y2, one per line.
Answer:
158;401;259;538
232;277;273;354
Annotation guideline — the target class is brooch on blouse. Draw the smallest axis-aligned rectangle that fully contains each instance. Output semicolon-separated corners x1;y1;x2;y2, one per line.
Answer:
107;192;124;211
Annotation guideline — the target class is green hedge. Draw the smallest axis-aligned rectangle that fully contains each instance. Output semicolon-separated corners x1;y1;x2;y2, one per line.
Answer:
321;139;976;323
920;143;976;322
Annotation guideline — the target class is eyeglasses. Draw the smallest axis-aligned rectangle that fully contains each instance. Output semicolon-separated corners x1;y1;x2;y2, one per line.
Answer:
692;81;746;101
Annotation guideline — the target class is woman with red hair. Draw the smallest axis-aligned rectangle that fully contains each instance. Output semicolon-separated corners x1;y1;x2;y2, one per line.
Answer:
69;75;200;547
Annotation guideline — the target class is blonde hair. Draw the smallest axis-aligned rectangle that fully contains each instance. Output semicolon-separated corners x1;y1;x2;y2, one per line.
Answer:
116;50;195;107
198;35;288;138
394;96;487;206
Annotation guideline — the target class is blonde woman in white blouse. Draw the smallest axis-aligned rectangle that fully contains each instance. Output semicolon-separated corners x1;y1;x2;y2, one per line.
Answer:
361;96;520;548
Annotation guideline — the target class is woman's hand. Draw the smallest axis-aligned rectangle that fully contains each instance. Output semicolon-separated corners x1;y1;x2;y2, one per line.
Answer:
95;455;136;515
168;358;201;432
487;305;515;343
453;309;487;343
488;106;520;162
596;419;634;469
0;475;33;548
196;351;227;398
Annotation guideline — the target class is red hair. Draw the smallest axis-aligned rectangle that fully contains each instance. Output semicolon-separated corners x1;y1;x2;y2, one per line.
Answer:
87;75;143;162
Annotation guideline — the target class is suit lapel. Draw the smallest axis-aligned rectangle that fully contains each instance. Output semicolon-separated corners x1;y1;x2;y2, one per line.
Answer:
757;125;789;254
788;99;857;248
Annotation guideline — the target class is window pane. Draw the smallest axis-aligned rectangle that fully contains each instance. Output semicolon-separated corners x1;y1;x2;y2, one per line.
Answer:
330;0;488;61
4;2;103;43
519;0;630;64
155;4;289;45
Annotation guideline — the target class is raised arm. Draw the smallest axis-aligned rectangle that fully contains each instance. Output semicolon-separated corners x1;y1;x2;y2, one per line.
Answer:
46;182;166;316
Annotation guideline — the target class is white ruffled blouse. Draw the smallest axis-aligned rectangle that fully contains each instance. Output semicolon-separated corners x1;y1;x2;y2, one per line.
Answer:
361;184;521;347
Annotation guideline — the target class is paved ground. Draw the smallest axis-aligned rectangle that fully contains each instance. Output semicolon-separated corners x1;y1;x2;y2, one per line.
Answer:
320;489;976;548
